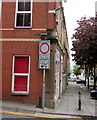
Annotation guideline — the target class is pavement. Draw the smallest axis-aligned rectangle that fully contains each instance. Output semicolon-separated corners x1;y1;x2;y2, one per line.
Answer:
0;82;97;118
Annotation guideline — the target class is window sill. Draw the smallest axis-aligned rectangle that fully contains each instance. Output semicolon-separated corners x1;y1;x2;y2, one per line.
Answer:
11;92;29;96
15;26;32;29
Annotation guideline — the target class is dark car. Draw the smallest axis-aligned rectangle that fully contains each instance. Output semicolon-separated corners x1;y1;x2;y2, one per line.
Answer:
76;79;86;85
90;90;97;99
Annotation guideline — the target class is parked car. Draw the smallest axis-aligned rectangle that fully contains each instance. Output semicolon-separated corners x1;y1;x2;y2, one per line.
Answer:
68;75;77;82
68;77;77;82
76;79;86;85
90;90;97;99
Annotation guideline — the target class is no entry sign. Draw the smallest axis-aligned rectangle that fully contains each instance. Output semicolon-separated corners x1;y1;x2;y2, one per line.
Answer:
39;41;50;55
39;40;50;69
40;43;50;54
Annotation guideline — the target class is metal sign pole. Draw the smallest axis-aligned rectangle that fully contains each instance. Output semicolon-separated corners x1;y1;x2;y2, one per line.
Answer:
42;68;45;108
38;40;50;108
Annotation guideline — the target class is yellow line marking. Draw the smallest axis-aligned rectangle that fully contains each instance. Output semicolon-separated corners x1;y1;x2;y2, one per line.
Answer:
0;110;76;119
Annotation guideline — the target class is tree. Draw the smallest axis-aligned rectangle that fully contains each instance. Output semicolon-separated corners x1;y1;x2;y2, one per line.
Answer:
71;17;97;89
71;17;97;65
73;65;82;77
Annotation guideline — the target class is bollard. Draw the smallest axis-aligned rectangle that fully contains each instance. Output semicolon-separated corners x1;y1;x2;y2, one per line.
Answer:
78;91;82;110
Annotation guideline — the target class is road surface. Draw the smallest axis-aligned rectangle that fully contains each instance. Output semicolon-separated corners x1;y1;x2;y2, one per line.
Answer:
0;109;97;120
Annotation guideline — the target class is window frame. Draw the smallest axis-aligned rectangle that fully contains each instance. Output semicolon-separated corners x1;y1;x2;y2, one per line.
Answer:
12;55;30;95
15;0;32;28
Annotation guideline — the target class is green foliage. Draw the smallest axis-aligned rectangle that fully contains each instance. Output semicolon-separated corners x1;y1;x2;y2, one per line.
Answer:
73;65;82;76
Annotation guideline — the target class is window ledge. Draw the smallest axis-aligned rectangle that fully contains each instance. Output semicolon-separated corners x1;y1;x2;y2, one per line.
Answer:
11;92;29;96
15;26;32;29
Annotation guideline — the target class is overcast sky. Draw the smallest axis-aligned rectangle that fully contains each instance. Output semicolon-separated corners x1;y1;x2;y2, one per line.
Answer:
63;0;96;69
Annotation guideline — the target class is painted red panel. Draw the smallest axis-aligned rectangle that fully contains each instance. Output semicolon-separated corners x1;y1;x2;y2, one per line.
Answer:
14;57;29;73
14;76;27;91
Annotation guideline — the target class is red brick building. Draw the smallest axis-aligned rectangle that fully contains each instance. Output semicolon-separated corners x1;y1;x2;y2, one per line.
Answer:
0;0;69;108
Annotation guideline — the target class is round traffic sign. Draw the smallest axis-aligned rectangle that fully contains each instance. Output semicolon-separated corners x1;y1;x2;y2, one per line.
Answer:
40;43;50;54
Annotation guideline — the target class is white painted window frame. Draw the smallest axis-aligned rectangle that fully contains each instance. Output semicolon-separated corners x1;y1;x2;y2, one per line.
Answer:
15;0;32;28
12;55;30;95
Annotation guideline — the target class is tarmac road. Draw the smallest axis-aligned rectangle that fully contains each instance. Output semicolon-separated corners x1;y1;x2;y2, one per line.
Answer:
1;109;97;120
1;117;97;120
0;110;81;120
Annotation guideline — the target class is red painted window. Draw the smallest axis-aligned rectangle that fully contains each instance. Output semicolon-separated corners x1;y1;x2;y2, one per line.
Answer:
14;76;28;91
14;57;29;73
12;56;30;94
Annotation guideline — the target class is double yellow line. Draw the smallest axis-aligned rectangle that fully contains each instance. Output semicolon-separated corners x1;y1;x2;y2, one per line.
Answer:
0;110;80;119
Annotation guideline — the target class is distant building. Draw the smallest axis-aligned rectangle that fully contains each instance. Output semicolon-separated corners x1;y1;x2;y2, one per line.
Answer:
0;0;69;108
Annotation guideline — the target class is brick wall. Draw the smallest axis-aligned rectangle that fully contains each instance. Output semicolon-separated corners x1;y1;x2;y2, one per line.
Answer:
2;41;43;105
